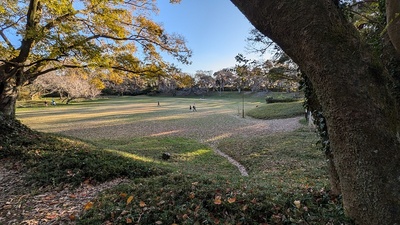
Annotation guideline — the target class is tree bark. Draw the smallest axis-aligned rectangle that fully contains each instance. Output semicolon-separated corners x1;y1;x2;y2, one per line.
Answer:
0;0;41;119
0;76;19;118
387;0;400;54
303;74;341;195
230;0;400;224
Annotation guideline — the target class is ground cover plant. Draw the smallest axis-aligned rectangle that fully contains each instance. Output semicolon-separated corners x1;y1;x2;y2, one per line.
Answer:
0;92;353;224
246;102;304;120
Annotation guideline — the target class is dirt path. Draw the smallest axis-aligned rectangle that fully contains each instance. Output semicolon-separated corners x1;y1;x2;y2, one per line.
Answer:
201;115;302;177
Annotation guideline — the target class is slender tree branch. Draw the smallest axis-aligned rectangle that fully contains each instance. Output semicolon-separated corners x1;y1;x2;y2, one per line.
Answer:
0;31;14;50
343;7;381;26
13;0;41;63
43;12;75;30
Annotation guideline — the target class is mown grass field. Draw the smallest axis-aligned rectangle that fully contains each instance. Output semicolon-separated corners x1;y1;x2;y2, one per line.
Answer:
9;92;353;224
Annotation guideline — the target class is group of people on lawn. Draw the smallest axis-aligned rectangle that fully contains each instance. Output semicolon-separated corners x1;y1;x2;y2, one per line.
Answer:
44;99;56;106
189;105;197;111
157;101;197;111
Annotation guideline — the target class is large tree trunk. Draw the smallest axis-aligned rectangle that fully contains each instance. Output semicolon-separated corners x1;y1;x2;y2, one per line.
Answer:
0;0;40;119
303;74;341;195
0;74;20;119
387;0;400;54
230;0;400;224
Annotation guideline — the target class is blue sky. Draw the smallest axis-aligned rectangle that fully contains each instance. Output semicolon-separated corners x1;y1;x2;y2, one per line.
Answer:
154;0;268;75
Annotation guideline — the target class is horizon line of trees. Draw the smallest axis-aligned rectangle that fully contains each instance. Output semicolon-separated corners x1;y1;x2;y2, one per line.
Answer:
20;55;300;102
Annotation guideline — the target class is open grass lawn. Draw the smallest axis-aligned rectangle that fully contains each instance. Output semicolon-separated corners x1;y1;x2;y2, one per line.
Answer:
7;92;352;224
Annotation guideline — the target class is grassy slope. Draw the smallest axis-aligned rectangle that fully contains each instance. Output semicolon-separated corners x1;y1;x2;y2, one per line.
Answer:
9;92;353;224
246;101;305;120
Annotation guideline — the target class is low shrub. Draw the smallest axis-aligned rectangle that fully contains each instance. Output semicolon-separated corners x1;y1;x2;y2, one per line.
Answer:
80;174;354;225
25;139;169;187
266;96;299;103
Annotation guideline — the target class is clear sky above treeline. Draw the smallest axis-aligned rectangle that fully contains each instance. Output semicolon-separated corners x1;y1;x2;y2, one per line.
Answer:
154;0;270;75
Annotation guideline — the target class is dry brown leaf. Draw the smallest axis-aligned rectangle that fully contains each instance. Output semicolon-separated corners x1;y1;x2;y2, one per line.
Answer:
126;217;133;224
120;192;127;198
69;194;77;199
127;196;134;205
83;201;93;211
69;214;76;221
214;196;222;205
227;196;236;203
294;200;301;209
45;213;58;220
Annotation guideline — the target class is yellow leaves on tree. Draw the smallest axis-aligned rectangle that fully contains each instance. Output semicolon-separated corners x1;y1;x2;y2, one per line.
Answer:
0;0;191;106
109;71;124;84
136;16;164;37
45;0;74;15
90;77;105;90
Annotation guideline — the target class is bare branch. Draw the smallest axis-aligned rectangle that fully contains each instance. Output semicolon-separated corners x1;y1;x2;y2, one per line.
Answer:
0;31;14;50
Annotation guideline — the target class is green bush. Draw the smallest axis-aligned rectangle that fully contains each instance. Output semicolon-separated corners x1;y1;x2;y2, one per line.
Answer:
266;96;299;103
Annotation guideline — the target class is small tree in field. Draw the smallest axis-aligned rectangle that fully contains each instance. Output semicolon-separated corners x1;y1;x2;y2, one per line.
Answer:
33;69;102;103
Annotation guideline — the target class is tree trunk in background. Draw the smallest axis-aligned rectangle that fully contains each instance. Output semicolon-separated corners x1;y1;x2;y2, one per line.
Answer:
230;0;400;224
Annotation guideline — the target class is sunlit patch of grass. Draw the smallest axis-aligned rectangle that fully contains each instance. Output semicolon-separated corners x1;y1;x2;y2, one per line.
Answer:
177;149;210;160
104;149;159;163
246;101;305;119
95;136;241;177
